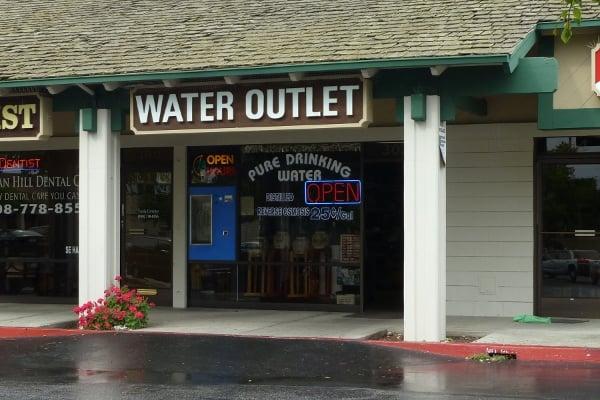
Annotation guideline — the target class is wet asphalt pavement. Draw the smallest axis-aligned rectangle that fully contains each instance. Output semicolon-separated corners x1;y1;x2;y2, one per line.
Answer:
0;333;598;399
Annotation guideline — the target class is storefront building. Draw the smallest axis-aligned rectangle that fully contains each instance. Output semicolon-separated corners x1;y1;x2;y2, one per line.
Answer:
2;1;600;341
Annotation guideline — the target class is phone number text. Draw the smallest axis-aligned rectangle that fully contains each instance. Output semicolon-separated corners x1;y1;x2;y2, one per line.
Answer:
0;203;79;215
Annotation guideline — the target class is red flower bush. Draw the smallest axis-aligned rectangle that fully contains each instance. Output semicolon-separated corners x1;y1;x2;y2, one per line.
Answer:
73;276;155;330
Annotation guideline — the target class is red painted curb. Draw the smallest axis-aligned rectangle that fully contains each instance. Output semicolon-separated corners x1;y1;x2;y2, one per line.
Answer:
370;340;600;364
0;327;101;339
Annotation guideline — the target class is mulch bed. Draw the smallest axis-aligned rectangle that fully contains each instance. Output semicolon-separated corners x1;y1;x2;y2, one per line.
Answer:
375;331;481;343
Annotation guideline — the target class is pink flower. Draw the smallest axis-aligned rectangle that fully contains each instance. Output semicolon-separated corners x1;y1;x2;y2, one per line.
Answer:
114;275;122;282
134;312;144;320
129;305;137;312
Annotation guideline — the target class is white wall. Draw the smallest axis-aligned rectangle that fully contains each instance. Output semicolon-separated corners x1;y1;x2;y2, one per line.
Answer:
446;123;535;317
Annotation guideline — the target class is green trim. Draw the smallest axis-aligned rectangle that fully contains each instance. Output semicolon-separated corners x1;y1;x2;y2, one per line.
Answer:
378;56;557;123
373;70;433;99
539;89;600;130
535;34;600;130
440;96;456;121
111;109;123;132
397;95;486;123
375;57;557;103
80;108;96;132
0;55;510;89
508;30;537;73
537;19;600;31
539;103;600;130
52;87;129;113
442;57;557;96
537;93;554;130
411;94;427;121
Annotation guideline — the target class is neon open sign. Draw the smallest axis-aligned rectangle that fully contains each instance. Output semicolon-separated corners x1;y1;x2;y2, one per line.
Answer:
304;179;362;205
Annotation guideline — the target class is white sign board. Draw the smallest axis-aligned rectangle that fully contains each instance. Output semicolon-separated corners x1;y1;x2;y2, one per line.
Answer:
592;44;600;96
439;121;447;165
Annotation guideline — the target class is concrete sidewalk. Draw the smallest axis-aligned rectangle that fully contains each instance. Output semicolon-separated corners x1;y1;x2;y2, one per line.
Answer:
141;307;402;339
0;303;75;328
475;319;600;348
142;309;600;347
0;303;599;348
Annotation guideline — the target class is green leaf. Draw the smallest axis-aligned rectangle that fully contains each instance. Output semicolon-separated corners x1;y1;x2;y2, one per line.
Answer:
574;7;582;22
561;23;573;43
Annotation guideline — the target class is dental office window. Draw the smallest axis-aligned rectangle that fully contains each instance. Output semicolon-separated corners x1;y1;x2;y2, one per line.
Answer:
0;150;79;301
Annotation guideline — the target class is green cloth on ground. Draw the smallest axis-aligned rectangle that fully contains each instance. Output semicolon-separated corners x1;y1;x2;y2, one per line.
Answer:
513;314;551;324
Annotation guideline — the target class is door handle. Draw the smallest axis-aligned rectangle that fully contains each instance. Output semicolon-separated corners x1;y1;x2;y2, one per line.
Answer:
222;230;229;237
575;230;596;237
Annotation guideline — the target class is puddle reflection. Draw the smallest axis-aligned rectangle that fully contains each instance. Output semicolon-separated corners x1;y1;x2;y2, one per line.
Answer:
0;333;596;399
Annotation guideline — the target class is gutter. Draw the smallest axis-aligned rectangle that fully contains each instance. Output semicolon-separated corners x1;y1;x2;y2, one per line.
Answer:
537;19;600;31
0;54;510;89
507;29;537;73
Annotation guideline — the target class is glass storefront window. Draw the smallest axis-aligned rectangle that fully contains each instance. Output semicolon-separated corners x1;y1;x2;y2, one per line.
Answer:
0;150;78;301
238;144;362;305
540;163;600;300
188;144;363;308
189;263;237;303
540;136;600;154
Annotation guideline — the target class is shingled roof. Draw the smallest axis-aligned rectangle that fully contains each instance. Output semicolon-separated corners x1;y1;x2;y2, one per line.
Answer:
0;0;578;82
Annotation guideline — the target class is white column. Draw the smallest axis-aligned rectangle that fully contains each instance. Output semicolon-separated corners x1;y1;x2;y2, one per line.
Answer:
172;145;187;308
78;109;120;305
403;95;446;342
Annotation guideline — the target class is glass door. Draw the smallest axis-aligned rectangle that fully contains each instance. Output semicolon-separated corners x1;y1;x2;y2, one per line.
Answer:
538;160;600;317
121;148;173;306
363;142;403;311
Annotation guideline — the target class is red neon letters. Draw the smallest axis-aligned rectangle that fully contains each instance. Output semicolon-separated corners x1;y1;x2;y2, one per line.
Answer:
305;180;361;205
0;157;41;170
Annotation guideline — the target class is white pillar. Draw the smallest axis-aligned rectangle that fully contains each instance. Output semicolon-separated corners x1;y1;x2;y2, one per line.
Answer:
172;145;187;308
78;109;120;305
403;95;446;342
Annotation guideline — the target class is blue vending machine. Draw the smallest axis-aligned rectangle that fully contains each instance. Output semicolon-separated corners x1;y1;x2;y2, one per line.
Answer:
188;186;237;261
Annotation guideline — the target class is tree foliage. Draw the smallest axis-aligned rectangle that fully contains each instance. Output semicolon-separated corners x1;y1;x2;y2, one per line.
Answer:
560;0;600;42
